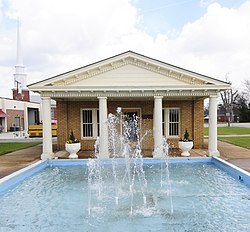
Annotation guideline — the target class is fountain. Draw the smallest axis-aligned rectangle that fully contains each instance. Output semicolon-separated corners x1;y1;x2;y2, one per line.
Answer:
87;108;173;216
1;112;250;231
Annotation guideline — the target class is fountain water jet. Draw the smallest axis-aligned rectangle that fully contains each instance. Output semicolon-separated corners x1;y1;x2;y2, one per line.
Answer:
87;108;173;216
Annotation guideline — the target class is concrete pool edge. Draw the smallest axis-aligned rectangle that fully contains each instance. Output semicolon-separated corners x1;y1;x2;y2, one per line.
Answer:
0;160;47;194
1;157;250;194
212;157;250;186
49;157;212;166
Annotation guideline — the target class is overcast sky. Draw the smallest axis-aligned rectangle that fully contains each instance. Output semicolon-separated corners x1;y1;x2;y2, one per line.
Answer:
0;0;249;98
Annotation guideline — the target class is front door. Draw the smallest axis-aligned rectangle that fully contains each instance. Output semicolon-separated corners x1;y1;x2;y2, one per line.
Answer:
122;108;141;142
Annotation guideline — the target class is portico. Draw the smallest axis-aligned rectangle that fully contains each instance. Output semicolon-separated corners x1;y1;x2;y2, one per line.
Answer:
29;51;230;159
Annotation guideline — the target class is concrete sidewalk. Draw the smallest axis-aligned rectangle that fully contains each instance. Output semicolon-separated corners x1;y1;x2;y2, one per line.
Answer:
217;140;250;172
0;144;42;178
193;139;250;172
0;139;250;179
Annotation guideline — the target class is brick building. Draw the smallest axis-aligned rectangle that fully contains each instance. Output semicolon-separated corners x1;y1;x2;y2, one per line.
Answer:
28;51;231;159
0;97;40;133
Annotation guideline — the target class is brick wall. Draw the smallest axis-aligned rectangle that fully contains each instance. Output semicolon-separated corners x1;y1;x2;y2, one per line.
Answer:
193;99;204;148
6;109;24;131
57;100;99;151
12;89;30;102
57;101;68;150
56;98;204;152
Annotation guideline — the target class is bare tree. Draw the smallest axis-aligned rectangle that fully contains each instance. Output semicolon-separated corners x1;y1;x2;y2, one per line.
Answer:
234;93;250;122
243;79;250;102
244;79;250;92
220;76;238;127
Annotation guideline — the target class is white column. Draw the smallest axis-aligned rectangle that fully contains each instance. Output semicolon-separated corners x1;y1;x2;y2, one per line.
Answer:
153;96;163;158
208;95;220;157
23;102;28;132
41;97;54;160
98;97;109;158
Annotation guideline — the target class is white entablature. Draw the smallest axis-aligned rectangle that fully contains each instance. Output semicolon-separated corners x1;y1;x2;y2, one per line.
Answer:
28;51;230;97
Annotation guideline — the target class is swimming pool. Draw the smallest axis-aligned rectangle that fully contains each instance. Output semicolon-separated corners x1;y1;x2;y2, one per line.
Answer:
0;157;250;232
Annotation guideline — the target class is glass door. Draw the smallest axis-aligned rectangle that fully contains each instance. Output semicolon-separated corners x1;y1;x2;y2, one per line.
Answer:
122;108;141;142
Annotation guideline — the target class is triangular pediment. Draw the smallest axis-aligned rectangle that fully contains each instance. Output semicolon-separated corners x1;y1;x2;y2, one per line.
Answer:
61;64;196;87
28;51;230;94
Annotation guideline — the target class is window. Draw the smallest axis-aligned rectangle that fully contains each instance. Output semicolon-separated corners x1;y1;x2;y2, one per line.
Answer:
81;109;99;138
162;108;180;137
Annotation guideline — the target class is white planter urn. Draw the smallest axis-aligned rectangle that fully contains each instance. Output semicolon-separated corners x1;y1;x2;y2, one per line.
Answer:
65;143;81;159
178;141;193;157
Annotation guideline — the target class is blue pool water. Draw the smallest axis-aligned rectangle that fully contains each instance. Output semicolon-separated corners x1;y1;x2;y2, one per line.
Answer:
0;159;250;232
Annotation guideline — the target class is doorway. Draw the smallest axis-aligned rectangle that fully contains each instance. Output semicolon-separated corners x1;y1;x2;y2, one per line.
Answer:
122;108;141;142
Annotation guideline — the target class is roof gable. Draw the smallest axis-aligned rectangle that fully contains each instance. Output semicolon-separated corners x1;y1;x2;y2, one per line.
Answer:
28;51;231;98
69;64;190;87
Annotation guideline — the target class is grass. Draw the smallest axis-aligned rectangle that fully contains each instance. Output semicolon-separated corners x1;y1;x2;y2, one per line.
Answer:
218;137;250;149
204;127;250;136
0;142;41;156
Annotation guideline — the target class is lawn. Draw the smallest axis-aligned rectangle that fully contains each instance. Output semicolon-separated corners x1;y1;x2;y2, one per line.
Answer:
0;142;41;156
204;127;250;136
218;137;250;149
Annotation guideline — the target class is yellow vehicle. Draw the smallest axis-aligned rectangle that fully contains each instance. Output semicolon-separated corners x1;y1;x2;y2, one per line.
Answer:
28;124;57;137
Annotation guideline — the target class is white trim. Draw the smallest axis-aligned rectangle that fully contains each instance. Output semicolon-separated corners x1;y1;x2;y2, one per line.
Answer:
32;85;230;92
38;89;225;99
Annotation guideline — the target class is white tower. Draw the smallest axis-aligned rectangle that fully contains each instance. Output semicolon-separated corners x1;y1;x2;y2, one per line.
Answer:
13;19;29;101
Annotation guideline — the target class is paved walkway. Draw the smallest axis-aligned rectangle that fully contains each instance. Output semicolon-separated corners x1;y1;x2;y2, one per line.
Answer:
0;138;250;179
216;140;250;172
0;145;42;178
191;139;250;172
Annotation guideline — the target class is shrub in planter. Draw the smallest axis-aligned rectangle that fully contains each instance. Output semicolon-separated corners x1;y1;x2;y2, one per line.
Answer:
178;129;193;157
65;131;80;159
